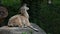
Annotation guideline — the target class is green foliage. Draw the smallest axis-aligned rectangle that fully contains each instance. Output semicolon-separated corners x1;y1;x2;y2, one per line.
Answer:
1;0;21;17
1;0;21;7
29;30;33;34
53;0;60;4
40;0;60;34
22;32;27;34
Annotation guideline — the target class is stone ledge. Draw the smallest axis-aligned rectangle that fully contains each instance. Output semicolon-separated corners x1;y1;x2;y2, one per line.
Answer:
0;23;46;34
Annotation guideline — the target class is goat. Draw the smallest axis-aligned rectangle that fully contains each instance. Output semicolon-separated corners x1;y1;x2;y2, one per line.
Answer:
8;4;38;32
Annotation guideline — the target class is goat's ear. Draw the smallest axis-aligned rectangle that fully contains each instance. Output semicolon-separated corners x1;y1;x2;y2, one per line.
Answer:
27;7;29;10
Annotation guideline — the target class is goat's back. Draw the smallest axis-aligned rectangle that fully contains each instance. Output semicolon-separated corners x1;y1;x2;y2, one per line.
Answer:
8;14;27;27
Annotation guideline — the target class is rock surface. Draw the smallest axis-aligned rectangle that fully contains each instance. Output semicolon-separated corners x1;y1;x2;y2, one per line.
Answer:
0;23;46;34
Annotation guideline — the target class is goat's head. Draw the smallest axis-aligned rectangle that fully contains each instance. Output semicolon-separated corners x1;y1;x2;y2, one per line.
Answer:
19;3;29;14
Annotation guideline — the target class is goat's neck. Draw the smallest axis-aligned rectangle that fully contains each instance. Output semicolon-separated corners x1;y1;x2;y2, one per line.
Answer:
21;10;29;18
20;5;29;18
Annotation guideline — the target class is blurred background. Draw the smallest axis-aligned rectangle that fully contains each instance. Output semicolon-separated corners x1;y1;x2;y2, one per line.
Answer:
0;0;60;34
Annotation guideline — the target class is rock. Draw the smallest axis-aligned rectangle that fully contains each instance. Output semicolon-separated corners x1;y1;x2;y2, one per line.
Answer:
0;23;46;34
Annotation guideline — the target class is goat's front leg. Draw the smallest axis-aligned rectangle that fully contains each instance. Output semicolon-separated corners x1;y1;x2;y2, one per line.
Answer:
25;19;38;32
25;19;31;27
17;18;23;28
8;20;14;27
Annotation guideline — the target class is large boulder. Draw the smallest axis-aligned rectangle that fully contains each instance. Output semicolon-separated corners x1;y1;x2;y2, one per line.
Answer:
0;23;46;34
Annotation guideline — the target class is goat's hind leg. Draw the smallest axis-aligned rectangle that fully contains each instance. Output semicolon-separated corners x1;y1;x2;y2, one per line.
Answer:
8;22;14;27
8;19;15;27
